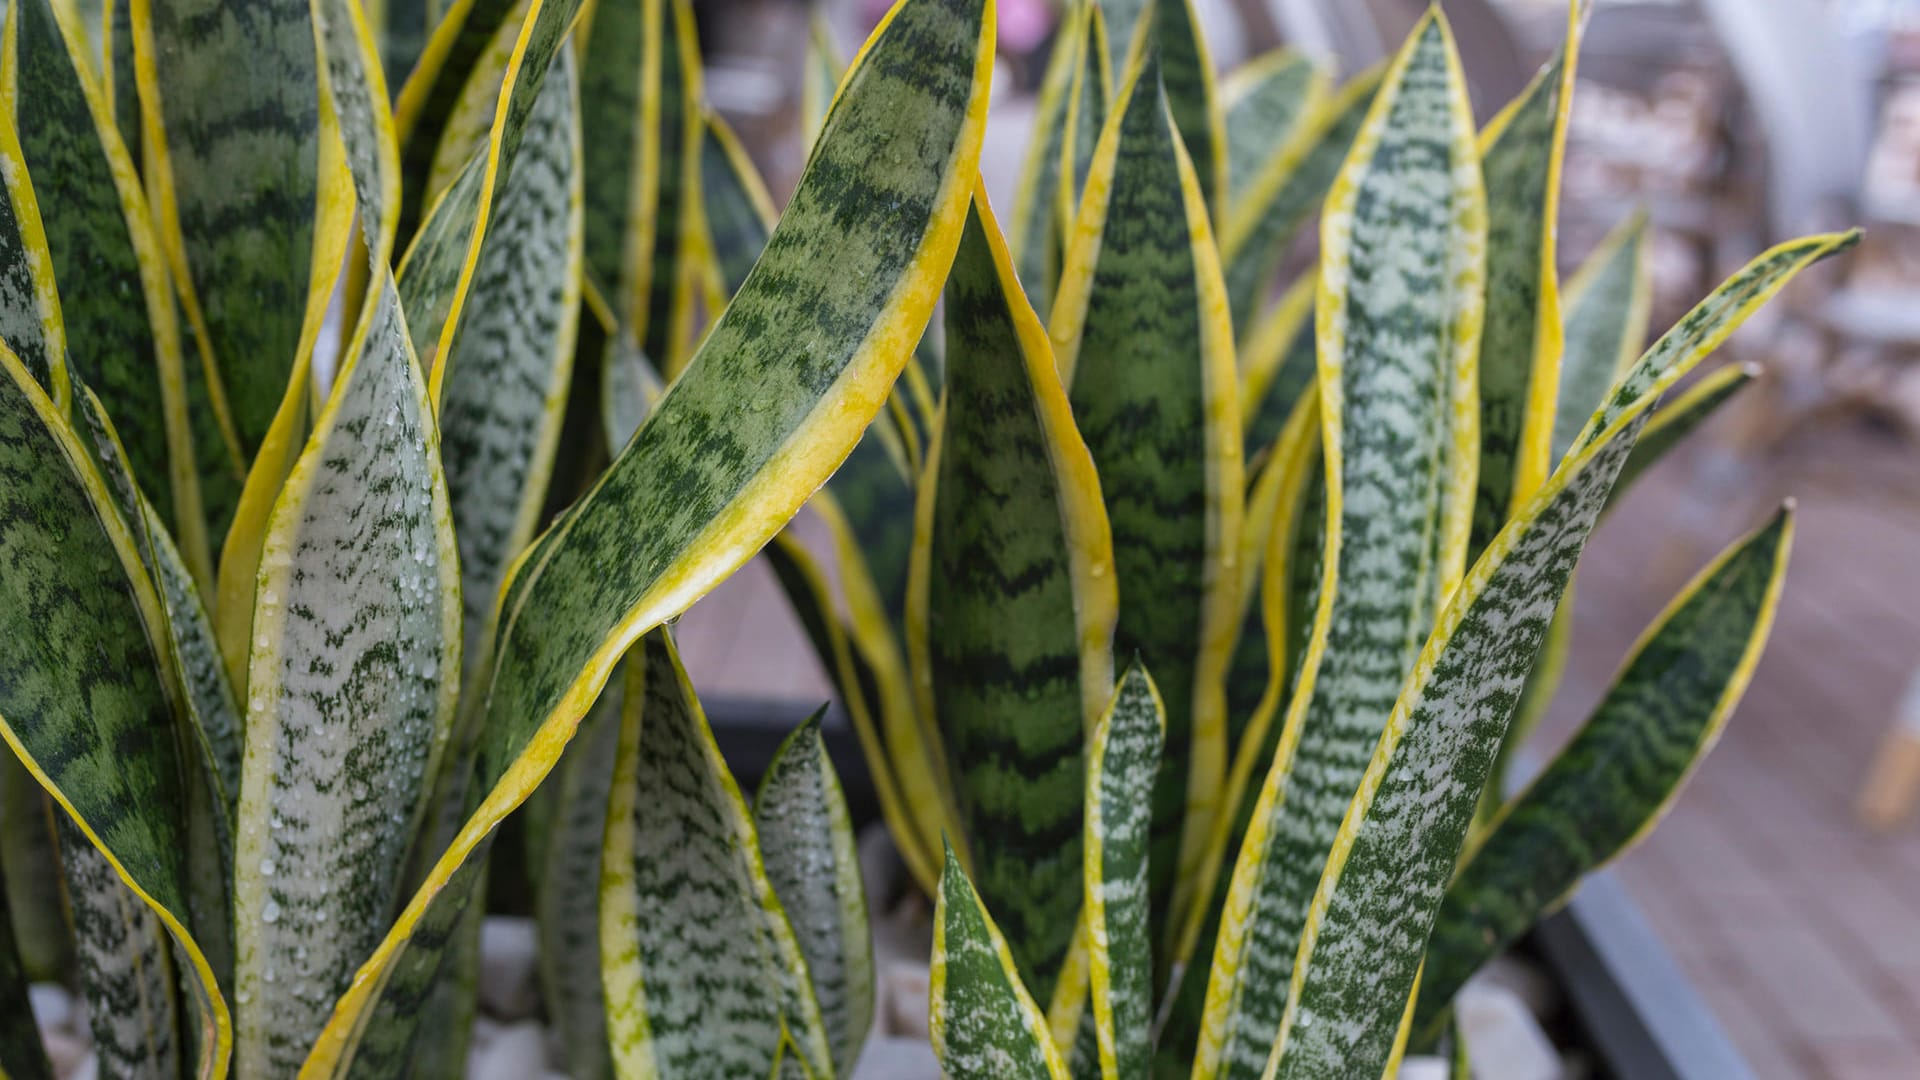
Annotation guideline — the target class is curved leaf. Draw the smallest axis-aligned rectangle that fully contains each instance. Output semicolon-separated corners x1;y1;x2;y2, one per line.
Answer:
1150;0;1226;215
1194;16;1484;1078
0;851;52;1080
57;822;182;1080
303;1;995;1069
599;631;832;1078
1236;273;1315;468
1084;665;1164;1080
1050;54;1243;939
754;712;876;1076
0;751;71;982
1263;231;1855;1079
391;0;520;236
0;106;68;421
910;191;1116;997
1219;67;1380;342
1468;6;1582;561
1008;0;1104;319
801;10;843;147
1614;362;1754;498
699;108;778;299
1222;51;1327;206
931;844;1070;1080
7;0;206;581
130;0;321;460
0;341;228;1078
1098;0;1148;88
1414;506;1792;1038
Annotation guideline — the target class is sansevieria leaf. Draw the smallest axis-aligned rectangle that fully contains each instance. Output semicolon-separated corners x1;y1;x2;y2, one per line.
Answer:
0;340;228;1079
1008;0;1104;318
932;843;1070;1080
230;263;461;1077
698;108;778;300
1552;209;1651;466
0;102;65;406
1084;664;1164;1080
599;630;832;1078
0;854;51;1080
7;0;206;582
1414;506;1793;1039
1149;0;1226;216
304;1;995;1069
753;712;876;1076
1195;15;1484;1078
1222;51;1327;207
1050;53;1243;939
1613;362;1754;497
910;191;1116;999
57;823;183;1079
131;0;320;461
1468;4;1582;560
1098;0;1149;89
801;10;843;147
391;0;521;235
1264;230;1855;1080
1219;68;1381;342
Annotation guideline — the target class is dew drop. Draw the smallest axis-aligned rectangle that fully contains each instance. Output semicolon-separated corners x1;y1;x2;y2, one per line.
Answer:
262;900;281;924
259;858;276;877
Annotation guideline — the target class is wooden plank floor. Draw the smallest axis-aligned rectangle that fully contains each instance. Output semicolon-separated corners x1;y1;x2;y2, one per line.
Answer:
670;391;1920;1078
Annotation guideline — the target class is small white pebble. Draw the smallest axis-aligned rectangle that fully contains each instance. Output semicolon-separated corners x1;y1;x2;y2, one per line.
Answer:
28;983;72;1032
470;1020;545;1080
478;917;540;1021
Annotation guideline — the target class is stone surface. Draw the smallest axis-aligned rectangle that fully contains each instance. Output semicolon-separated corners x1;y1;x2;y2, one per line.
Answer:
478;916;540;1020
1459;981;1563;1080
469;1020;547;1080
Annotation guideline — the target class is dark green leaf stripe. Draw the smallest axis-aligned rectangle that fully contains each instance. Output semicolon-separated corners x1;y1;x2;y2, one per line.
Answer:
439;42;582;687
377;0;434;88
1151;0;1226;214
1195;16;1483;1078
1613;363;1754;499
0;109;67;418
931;844;1069;1080
914;194;1117;999
0;851;52;1080
58;823;182;1080
1264;232;1858;1079
0;342;228;1078
304;1;994;1067
1051;56;1244;938
1084;665;1163;1080
231;268;461;1077
699;108;777;299
1552;209;1650;466
392;0;520;236
599;631;833;1078
1415;507;1791;1038
10;0;197;567
1219;68;1380;343
1468;26;1577;562
1222;51;1326;205
536;677;624;1080
754;712;876;1076
132;0;319;459
145;499;243;816
108;0;143;167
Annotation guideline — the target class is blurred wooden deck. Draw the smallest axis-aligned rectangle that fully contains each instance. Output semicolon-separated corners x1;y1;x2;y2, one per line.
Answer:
670;394;1920;1079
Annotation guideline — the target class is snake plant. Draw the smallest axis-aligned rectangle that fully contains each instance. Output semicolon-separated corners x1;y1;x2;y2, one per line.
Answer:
750;3;1843;1078
0;0;994;1075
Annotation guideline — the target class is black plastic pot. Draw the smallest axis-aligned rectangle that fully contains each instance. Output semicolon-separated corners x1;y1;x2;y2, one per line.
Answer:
708;698;1754;1080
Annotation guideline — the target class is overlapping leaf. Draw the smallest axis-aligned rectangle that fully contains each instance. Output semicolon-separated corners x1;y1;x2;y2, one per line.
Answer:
0;853;51;1080
1194;16;1484;1077
1552;210;1651;465
1051;54;1243;937
931;844;1069;1080
911;192;1116;998
1083;665;1163;1080
598;630;832;1078
1414;507;1792;1039
1222;51;1326;206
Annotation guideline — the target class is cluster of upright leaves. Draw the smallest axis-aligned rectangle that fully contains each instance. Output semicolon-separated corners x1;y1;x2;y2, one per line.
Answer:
0;0;997;1075
918;2;1844;1078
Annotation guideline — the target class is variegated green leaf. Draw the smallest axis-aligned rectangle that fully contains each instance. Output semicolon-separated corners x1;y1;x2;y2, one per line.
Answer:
1469;10;1581;561
1097;0;1148;88
754;711;876;1076
1063;5;1110;224
58;821;182;1080
0;848;51;1080
0;107;67;427
132;0;320;460
392;0;520;236
1084;664;1163;1080
439;41;583;686
1262;232;1855;1080
1149;0;1225;215
376;0;435;86
579;0;703;374
535;674;623;1080
1051;54;1243;938
912;193;1116;998
1415;506;1791;1040
1222;51;1326;206
699;108;777;299
229;265;460;1076
1009;0;1104;319
1194;16;1484;1078
0;342;228;1078
1219;68;1380;342
0;750;71;982
1236;274;1315;472
303;2;994;1070
1614;362;1754;496
8;0;207;581
1551;209;1651;466
144;502;244;810
106;0;143;167
599;328;664;454
801;10;843;147
598;630;831;1078
931;843;1070;1080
